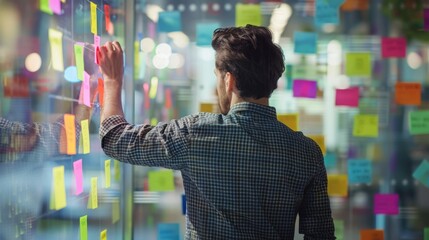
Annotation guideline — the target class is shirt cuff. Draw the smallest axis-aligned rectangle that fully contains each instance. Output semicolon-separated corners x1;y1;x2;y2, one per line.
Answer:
99;115;128;140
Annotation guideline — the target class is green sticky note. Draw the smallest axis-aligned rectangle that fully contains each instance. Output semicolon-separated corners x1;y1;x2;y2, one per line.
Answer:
346;52;371;77
74;43;84;81
235;3;262;27
80;215;88;240
40;0;53;15
424;228;429;240
334;220;344;240
148;170;175;192
292;64;318;80
409;110;429;135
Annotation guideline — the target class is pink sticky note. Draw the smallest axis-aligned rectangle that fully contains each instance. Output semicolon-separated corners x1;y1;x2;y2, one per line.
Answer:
73;159;83;195
293;79;318;98
94;35;101;64
381;37;406;58
83;71;91;107
49;0;61;15
374;193;399;215
335;87;359;107
425;9;429;31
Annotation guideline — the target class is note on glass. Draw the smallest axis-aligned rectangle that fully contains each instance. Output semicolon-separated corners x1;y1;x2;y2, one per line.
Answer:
105;159;111;188
49;0;61;15
292;79;318;98
112;201;120;223
94;35;101;64
277;114;299;131
348;159;372;184
346;52;371;77
341;0;369;11
327;174;348;197
334;220;344;240
148;170;175;192
158;11;182;32
87;177;98;209
409;110;429;135
196;23;221;46
294;32;317;54
83;71;91;107
292;64;318;80
353;114;378;138
64;114;77;155
412;160;429;188
335;87;359;107
395;82;421;106
100;229;107;240
104;5;112;32
165;88;172;109
235;3;262;27
200;103;215;113
158;223;180;240
424;9;429;31
51;166;67;210
374;193;399;215
73;159;83;195
315;0;339;26
98;78;104;107
40;0;53;14
381;37;406;58
90;2;97;35
48;28;64;71
80;119;90;154
360;229;384;240
424;228;429;240
308;135;326;155
80;215;88;240
74;43;84;80
114;160;121;182
324;153;337;169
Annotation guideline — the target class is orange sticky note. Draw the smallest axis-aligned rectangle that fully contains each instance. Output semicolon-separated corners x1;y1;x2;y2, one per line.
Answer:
104;5;112;33
277;114;299;131
360;229;384;240
328;174;348;197
341;0;369;11
308;135;326;155
98;78;104;107
64;114;76;155
90;2;97;35
395;82;421;106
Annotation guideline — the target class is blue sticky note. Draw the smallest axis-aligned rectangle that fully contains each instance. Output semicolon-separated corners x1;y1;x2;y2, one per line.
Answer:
294;32;318;54
158;11;182;32
196;23;220;46
158;223;180;240
182;194;186;215
348;159;372;184
324;153;337;169
413;160;429;188
315;0;339;26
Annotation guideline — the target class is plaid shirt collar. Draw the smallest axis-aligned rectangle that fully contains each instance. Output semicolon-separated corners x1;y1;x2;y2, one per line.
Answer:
227;102;277;119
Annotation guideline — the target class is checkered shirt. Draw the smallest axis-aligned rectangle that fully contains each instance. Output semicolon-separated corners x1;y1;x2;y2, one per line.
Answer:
100;102;335;240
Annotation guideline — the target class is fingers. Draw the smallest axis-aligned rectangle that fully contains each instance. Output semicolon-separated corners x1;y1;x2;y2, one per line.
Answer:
104;41;114;52
112;41;123;53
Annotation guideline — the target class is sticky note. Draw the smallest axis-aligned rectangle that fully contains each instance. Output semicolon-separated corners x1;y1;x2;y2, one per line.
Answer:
94;35;100;64
334;220;344;240
348;159;372;184
342;0;369;11
74;43;84;80
412;160;429;188
285;64;293;90
292;79;318;98
64;114;76;155
114;160;121;182
165;88;172;109
409;110;429;135
87;177;98;209
294;32;317;54
100;229;107;240
395;82;421;106
149;77;158;99
158;11;182;32
425;9;429;31
98;78;104;107
346;52;371;77
73;159;83;195
40;0;53;14
148;170;175;192
424;228;429;240
374;193;399;215
335;87;359;107
52;166;67;210
112;201;120;223
200;103;215;113
182;194;186;215
80;119;90;154
324;153;337;169
353;114;378;138
292;65;318;80
90;2;97;35
105;159;111;188
308;135;326;155
196;23;220;46
83;71;91;107
49;0;61;15
235;3;262;27
158;223;180;240
277;114;299;131
3;75;29;98
48;28;64;71
315;0;339;26
360;229;384;240
327;174;348;197
80;215;88;240
381;37;406;58
104;5;111;31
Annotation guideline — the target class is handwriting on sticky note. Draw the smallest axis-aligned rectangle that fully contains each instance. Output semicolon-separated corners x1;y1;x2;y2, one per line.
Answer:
395;82;421;106
48;28;64;71
236;3;262;27
277;114;299;131
374;193;399;215
348;159;372;184
148;170;175;192
80;215;88;240
87;177;98;209
64;114;76;155
335;87;359;107
73;159;83;195
53;166;67;210
334;220;344;240
327;174;348;197
353;114;378;138
308;135;326;155
409;110;429;135
74;43;84;80
315;0;339;26
81;119;90;154
360;229;384;240
346;52;371;77
293;79;318;98
381;37;406;58
90;2;97;35
294;32;317;54
412;160;429;188
105;160;111;188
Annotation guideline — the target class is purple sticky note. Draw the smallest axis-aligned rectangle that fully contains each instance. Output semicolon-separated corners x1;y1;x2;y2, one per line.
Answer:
73;159;83;195
425;9;429;31
293;79;317;98
381;37;406;58
374;193;399;215
49;0;61;15
83;71;91;107
335;87;359;107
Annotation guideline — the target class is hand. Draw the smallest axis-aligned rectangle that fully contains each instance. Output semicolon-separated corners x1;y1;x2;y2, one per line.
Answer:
98;41;124;85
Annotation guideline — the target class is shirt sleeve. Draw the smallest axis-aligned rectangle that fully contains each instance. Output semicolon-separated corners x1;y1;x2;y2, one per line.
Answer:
99;115;194;170
299;142;336;240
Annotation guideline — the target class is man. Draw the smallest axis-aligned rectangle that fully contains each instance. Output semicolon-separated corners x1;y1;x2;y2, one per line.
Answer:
98;25;335;239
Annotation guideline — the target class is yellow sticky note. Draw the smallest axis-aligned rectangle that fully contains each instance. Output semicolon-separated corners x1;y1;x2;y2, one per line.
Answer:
52;166;67;210
277;114;299;131
48;28;64;71
100;229;107;240
353;114;379;138
81;119;90;154
328;174;348;197
235;3;262;27
148;170;175;192
105;160;111;188
114;160;121;182
200;103;214;113
61;0;66;3
346;52;371;77
80;215;88;240
74;43;84;81
112;201;120;223
149;77;158;99
308;135;326;155
64;114;76;155
87;177;98;209
90;2;97;35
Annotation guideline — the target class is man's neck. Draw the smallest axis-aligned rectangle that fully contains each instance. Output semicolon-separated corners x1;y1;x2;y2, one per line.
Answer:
230;94;269;107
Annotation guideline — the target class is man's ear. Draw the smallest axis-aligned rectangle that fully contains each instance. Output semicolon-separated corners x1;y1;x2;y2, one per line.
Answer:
224;72;236;93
